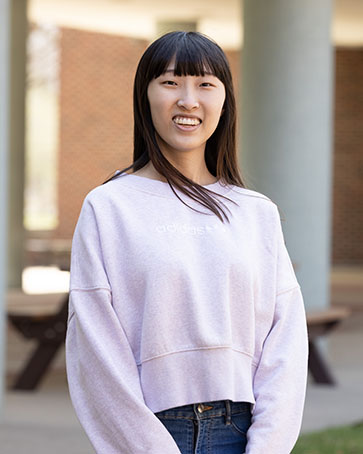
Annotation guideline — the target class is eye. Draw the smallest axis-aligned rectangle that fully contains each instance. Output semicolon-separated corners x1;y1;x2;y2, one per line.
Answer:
200;82;214;87
162;80;177;86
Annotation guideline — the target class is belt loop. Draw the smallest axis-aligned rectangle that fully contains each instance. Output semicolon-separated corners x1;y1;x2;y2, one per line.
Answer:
225;400;231;425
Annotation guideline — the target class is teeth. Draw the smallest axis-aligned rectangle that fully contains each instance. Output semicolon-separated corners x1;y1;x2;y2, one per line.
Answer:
173;116;200;126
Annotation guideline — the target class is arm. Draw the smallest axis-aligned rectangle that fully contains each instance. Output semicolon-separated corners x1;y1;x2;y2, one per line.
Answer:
66;196;181;454
245;208;309;454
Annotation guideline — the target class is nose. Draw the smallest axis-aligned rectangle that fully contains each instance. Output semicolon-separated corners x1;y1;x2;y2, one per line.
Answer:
176;86;199;110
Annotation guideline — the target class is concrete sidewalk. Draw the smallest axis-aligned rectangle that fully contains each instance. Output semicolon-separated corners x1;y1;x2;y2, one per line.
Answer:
302;266;363;432
1;267;362;453
302;309;363;433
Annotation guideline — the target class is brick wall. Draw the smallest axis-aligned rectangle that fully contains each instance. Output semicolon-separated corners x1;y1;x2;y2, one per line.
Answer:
57;27;363;265
332;48;363;264
57;29;148;238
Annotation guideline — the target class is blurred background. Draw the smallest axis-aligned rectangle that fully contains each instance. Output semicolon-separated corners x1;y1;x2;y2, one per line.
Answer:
0;0;362;452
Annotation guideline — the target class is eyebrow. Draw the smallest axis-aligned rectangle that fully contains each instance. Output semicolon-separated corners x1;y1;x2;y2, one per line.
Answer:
163;69;214;76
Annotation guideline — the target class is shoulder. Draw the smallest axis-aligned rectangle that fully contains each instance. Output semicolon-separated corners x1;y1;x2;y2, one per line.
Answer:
82;173;131;207
229;186;280;217
230;186;272;202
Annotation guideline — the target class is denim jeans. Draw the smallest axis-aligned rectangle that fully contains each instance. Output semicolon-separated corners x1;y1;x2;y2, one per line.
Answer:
154;400;252;454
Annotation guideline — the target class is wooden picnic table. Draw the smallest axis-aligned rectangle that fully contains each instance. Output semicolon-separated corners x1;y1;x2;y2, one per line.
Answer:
7;290;351;390
306;306;351;384
7;290;68;390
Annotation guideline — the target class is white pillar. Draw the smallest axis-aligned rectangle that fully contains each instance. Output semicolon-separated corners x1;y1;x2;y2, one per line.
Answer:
240;0;334;311
7;0;27;289
0;0;11;415
0;0;27;414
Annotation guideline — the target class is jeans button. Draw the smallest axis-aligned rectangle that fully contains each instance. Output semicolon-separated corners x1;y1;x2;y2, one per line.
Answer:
197;404;205;413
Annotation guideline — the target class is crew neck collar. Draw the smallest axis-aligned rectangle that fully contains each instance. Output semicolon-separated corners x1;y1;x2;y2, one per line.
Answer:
125;173;220;187
115;172;233;198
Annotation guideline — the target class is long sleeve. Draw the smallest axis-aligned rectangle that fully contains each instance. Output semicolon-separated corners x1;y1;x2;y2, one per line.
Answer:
245;208;309;454
65;197;181;454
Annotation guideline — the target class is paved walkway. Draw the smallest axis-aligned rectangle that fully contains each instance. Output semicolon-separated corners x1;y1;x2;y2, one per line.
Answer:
1;267;362;453
302;310;363;433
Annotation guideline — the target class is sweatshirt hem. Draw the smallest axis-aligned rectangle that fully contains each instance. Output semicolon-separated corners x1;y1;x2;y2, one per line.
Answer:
138;347;256;413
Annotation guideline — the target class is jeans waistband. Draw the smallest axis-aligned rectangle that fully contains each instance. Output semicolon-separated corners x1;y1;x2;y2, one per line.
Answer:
154;400;251;421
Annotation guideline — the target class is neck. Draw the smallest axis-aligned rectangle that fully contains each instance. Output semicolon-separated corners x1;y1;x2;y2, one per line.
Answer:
132;152;217;186
157;142;216;186
165;157;215;186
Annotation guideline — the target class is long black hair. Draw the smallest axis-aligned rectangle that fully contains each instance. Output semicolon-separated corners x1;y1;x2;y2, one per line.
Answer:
105;31;246;222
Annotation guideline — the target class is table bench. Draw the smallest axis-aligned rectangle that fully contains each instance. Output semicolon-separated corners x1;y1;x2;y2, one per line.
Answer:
307;306;351;385
7;291;68;390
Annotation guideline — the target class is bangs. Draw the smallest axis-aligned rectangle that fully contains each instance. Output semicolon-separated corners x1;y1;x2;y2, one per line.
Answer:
170;49;215;77
146;32;229;82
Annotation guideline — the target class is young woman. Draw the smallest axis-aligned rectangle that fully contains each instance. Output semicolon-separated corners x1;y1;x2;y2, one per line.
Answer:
66;31;308;454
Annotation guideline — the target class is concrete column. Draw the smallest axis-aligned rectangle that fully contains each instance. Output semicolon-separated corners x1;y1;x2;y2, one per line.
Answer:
7;0;27;288
0;0;27;414
0;0;11;415
240;0;334;311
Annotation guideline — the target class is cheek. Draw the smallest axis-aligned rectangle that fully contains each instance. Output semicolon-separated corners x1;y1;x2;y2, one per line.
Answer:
206;89;226;118
217;91;227;115
204;98;225;135
149;104;167;134
209;95;226;124
148;91;170;126
147;87;159;119
148;99;163;130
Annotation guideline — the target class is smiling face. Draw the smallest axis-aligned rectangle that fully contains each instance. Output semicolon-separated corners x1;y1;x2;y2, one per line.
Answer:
147;62;226;161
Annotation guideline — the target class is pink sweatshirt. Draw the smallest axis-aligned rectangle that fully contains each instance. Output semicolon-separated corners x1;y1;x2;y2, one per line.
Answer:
66;173;308;454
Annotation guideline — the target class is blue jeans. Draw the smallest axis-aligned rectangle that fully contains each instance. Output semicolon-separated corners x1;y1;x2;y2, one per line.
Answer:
154;400;252;454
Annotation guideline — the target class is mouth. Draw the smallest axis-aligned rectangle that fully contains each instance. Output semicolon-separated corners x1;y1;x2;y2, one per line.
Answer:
172;115;202;127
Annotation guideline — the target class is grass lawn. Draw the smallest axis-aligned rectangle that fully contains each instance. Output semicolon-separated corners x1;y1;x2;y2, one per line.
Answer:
292;422;363;454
